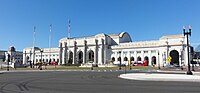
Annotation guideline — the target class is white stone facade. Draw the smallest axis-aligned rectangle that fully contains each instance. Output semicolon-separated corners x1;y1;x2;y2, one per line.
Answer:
23;32;191;67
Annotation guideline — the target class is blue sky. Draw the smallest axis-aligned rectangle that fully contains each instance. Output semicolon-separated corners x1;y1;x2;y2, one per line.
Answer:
0;0;200;51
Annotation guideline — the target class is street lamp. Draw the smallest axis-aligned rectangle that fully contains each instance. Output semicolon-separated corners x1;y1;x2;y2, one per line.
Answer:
183;25;193;75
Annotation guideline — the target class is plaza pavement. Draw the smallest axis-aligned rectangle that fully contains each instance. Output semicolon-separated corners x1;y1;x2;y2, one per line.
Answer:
119;70;200;82
2;66;200;82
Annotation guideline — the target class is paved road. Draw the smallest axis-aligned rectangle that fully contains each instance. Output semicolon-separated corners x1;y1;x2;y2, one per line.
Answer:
0;71;200;93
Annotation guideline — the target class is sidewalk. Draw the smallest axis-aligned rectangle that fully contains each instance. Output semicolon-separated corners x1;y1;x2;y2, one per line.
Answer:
119;71;200;82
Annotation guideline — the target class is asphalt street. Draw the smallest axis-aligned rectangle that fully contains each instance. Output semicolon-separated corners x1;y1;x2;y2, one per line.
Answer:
0;71;200;93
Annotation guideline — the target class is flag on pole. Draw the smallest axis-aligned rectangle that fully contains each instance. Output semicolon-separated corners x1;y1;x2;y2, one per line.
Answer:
68;19;70;38
50;24;52;32
33;26;36;47
34;26;36;38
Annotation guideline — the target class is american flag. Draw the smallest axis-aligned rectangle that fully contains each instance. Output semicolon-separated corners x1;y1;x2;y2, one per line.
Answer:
50;24;52;32
68;19;70;33
34;26;36;37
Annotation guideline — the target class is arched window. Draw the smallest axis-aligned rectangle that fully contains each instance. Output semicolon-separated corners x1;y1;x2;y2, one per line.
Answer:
69;51;73;64
88;50;94;62
137;56;141;61
170;50;179;65
130;56;134;61
112;57;115;61
124;57;128;61
152;56;156;65
144;56;149;61
77;51;83;64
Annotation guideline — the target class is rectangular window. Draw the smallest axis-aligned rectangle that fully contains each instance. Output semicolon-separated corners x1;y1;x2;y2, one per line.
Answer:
151;50;156;53
136;51;141;53
130;51;134;54
112;52;115;54
117;51;122;54
144;51;148;53
123;51;127;54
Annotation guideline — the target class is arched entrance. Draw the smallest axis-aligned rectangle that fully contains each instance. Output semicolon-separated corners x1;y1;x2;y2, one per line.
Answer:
130;56;134;65
124;57;128;65
152;56;156;66
137;56;141;61
88;50;94;62
112;57;115;61
68;51;73;64
124;57;128;61
130;56;134;61
170;50;179;65
77;51;83;64
144;56;149;66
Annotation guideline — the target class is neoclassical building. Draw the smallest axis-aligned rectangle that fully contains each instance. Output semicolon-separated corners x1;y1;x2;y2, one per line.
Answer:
23;32;190;67
0;46;23;67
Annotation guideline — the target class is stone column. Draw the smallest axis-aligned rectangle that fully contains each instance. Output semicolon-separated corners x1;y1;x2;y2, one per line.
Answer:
73;41;77;64
101;39;104;64
23;51;27;64
59;43;63;65
95;39;98;64
83;40;87;64
64;42;68;64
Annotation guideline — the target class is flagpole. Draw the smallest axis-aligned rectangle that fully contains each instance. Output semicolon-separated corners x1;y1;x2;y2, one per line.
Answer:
33;26;36;68
68;19;70;38
67;18;70;64
49;24;52;65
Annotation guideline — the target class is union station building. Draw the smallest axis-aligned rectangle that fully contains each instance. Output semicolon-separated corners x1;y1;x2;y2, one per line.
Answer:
23;32;190;67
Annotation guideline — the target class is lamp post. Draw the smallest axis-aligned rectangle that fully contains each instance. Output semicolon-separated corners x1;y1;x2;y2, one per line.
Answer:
183;25;193;75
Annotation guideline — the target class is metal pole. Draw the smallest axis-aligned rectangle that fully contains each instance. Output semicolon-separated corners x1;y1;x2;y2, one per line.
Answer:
186;34;192;74
183;26;193;75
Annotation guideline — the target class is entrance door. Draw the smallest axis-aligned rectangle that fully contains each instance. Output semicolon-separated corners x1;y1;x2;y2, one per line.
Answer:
69;51;73;64
170;50;179;65
77;51;83;64
152;56;156;66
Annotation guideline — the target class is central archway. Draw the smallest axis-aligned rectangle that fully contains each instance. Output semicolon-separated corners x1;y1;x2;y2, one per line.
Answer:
137;56;141;61
77;51;83;64
170;50;179;65
144;56;149;66
88;50;94;62
68;51;73;64
152;56;156;66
